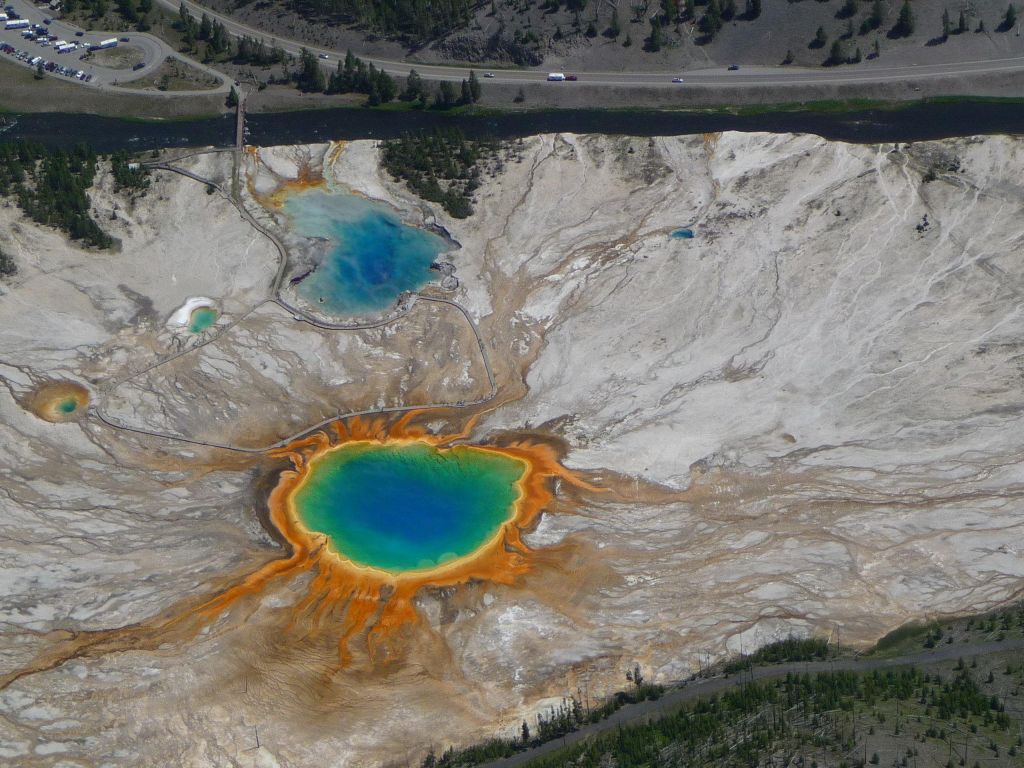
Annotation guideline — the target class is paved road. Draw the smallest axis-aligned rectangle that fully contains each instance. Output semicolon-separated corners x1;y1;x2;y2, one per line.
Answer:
154;0;1024;88
478;636;1024;768
1;0;227;93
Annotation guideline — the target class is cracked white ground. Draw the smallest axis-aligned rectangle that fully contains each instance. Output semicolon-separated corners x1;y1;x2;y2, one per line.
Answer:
1;132;1024;766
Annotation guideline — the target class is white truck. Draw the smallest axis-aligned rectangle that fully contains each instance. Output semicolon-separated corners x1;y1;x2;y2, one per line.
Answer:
5;19;30;29
94;37;117;49
56;42;74;53
546;72;565;81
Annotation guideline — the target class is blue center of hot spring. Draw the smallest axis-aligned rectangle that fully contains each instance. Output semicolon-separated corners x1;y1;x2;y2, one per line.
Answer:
285;189;448;316
292;442;526;573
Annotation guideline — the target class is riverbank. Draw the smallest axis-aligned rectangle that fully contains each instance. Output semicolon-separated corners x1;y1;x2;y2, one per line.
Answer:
0;58;225;120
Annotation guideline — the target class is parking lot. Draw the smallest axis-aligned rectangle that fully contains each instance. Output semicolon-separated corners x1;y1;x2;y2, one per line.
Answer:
0;0;165;87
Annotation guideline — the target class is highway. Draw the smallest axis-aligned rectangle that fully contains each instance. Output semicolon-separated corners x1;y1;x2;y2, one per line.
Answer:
155;0;1024;88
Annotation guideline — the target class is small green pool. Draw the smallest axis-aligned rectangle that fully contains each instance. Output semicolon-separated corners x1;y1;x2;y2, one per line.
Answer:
187;307;219;334
57;398;79;414
292;441;526;573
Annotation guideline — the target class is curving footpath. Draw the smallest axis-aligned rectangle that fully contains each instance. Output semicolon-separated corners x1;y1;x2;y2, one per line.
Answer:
480;636;1024;768
89;154;498;454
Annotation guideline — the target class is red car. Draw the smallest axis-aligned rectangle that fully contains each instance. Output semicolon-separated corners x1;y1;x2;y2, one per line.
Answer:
566;74;578;81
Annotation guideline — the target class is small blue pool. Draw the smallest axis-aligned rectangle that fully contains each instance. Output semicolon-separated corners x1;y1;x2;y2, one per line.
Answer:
671;228;695;239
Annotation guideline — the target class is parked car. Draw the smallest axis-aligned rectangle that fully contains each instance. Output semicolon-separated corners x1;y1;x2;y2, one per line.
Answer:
132;61;144;70
119;36;129;42
74;30;83;36
43;17;51;23
566;74;578;81
317;53;329;59
728;64;740;70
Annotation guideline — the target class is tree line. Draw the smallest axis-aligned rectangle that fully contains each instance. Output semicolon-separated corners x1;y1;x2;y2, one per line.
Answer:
176;4;232;57
380;128;498;218
0;142;111;249
64;0;155;32
518;664;1020;768
287;0;473;43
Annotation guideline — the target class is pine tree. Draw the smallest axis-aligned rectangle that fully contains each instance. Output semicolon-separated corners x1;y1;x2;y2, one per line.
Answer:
699;0;723;37
722;0;736;21
744;0;760;19
1003;3;1017;29
468;69;481;102
892;0;915;36
298;48;325;92
826;38;843;64
814;25;828;47
435;80;456;108
648;17;664;50
942;7;951;37
958;9;967;32
869;0;884;30
403;68;423;101
376;69;397;102
608;7;621;36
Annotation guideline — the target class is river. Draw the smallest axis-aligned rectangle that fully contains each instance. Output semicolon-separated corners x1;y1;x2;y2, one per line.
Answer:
1;100;1023;151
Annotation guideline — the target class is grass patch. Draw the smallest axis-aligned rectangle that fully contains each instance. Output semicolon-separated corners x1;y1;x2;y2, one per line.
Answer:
115;57;221;92
866;620;935;658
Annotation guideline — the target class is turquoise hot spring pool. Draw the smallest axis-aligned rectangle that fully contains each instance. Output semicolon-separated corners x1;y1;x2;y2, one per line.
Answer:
284;188;449;316
292;441;526;573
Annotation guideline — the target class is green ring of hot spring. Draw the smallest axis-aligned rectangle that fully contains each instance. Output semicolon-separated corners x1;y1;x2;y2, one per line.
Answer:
187;307;219;334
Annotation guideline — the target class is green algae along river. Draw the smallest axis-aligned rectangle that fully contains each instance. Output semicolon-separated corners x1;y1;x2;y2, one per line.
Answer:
292;442;526;573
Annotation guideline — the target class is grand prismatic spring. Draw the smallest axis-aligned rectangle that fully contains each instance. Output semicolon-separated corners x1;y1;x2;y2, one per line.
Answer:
247;414;598;663
292;441;526;573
